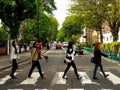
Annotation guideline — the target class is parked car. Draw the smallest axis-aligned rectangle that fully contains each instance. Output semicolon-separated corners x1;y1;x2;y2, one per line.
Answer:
73;45;83;55
56;42;62;49
62;42;68;47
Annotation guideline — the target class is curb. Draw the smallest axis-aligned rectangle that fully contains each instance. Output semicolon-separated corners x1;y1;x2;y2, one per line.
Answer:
0;50;48;71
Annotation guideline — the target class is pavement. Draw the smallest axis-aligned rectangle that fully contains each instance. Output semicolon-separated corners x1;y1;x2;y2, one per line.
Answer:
0;48;48;71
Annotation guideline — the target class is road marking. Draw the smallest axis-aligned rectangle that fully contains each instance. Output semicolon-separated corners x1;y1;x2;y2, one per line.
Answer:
78;72;100;85
51;72;66;85
99;89;114;90
7;89;23;90
20;72;40;84
100;72;120;85
0;73;18;84
67;89;84;90
35;89;52;90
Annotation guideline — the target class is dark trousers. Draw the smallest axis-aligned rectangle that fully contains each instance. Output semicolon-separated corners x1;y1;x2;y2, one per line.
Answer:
28;60;43;77
10;59;18;77
93;63;106;77
63;60;79;78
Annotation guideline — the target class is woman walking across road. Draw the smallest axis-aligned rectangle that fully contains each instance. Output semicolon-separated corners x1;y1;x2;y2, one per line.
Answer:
93;42;109;79
28;41;45;79
10;40;20;79
62;42;82;79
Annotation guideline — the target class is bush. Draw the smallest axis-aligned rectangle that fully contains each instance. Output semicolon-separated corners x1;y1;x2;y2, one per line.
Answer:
0;27;8;47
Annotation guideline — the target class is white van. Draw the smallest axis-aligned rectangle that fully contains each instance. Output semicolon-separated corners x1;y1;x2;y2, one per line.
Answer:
62;42;68;47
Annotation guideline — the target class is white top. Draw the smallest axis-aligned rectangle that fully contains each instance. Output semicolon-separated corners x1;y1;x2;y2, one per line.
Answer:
66;49;75;61
10;47;19;61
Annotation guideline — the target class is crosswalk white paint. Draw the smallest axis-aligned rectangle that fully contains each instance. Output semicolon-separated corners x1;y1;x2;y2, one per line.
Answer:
78;72;100;85
67;89;84;90
35;89;52;90
1;71;120;88
7;88;114;90
100;72;120;85
51;72;66;85
0;73;18;84
20;72;40;84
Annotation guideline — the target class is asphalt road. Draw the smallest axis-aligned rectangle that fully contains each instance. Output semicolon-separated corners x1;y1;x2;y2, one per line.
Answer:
0;47;120;90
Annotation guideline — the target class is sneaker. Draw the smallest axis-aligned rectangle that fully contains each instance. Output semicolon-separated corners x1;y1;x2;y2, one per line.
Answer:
77;76;82;79
62;76;67;79
11;76;17;79
93;77;98;80
28;76;33;78
104;74;109;78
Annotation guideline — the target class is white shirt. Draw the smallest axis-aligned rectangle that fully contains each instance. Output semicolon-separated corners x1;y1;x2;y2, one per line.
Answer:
67;49;75;61
10;47;19;61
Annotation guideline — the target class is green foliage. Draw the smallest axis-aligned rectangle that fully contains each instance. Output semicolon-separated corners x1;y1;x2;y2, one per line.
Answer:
69;0;120;41
23;14;58;43
0;27;8;46
61;15;83;41
0;0;37;39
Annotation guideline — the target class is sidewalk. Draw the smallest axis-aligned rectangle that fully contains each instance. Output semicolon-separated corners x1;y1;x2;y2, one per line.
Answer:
0;48;48;71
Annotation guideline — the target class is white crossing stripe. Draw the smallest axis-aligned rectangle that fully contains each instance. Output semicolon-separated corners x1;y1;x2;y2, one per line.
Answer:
99;89;114;90
0;73;18;84
20;72;40;84
67;89;84;90
100;72;120;85
51;72;66;85
35;89;52;90
78;72;100;85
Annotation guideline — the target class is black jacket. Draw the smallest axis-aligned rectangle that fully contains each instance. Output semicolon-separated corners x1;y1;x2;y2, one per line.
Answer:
94;50;108;64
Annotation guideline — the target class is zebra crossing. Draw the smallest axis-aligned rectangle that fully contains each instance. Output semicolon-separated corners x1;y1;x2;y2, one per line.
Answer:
0;70;119;90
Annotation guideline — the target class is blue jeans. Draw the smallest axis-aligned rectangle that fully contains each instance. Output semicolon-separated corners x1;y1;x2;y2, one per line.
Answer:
93;63;106;78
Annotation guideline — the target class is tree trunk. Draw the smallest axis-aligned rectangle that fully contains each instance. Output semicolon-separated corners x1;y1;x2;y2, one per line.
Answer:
99;27;103;43
110;23;119;41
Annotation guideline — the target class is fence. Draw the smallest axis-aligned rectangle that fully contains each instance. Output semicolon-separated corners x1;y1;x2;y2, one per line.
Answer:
84;47;120;62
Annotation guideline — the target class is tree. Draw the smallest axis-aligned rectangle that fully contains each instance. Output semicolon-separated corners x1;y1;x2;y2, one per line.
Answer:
61;15;83;42
23;14;58;43
0;0;37;39
69;0;120;41
0;27;9;46
0;0;57;39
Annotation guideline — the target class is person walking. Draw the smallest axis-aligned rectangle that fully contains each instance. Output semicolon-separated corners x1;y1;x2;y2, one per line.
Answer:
62;42;82;79
93;42;109;80
10;40;20;79
28;41;45;79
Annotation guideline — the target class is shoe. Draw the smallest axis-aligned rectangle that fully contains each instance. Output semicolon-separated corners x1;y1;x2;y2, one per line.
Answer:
62;76;67;79
104;74;109;78
41;76;46;79
77;76;82;79
93;77;98;80
28;76;32;78
11;76;17;79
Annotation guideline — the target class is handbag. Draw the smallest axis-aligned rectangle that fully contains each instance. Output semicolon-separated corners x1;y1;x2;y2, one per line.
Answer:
64;58;71;64
90;57;95;63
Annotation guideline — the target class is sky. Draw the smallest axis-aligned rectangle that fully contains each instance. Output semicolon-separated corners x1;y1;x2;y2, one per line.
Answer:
53;0;70;29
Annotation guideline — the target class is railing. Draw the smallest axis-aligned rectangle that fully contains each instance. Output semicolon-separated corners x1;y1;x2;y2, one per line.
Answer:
84;47;120;62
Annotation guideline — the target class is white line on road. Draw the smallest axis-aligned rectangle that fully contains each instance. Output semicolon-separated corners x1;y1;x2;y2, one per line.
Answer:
100;72;120;85
78;72;100;85
7;89;23;90
20;72;40;84
67;89;84;90
51;72;66;85
0;73;18;84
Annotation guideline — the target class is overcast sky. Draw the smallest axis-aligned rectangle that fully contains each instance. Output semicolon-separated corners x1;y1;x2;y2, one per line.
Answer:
53;0;70;29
